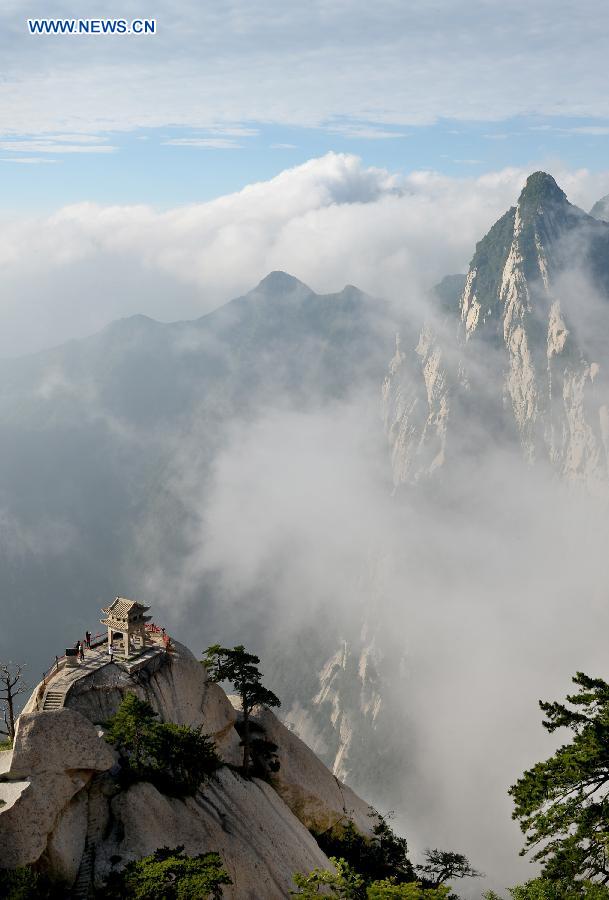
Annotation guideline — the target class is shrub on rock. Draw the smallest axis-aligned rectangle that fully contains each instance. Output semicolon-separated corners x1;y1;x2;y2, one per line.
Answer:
105;693;221;796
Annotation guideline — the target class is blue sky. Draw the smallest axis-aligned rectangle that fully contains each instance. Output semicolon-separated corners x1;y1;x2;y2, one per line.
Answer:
3;116;609;212
3;0;609;355
1;0;609;211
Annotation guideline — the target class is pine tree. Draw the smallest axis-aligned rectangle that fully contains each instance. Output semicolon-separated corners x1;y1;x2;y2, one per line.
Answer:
509;672;609;885
203;645;280;774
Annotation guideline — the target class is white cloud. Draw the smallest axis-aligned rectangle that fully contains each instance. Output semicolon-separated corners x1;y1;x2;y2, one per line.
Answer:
560;126;609;136
1;0;609;135
134;376;609;892
0;156;57;164
1;153;609;357
530;124;609;136
330;125;409;140
206;126;259;137
0;138;115;153
163;137;243;149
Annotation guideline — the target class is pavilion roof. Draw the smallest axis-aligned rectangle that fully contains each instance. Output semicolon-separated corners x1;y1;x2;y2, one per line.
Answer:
101;596;150;618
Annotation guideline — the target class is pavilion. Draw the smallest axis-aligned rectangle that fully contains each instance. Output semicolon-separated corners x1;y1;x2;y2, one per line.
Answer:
100;597;151;659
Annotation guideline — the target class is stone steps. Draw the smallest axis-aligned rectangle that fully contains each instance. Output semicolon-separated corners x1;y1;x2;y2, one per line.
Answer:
72;838;94;899
72;775;107;899
42;690;66;711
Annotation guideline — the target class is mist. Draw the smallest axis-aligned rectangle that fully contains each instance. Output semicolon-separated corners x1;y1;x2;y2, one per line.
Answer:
2;155;609;357
125;354;609;894
2;162;609;895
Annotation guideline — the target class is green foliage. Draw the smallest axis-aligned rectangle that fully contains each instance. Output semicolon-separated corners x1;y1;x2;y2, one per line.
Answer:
105;693;158;774
509;881;609;900
308;818;478;899
314;816;415;885
291;859;451;899
203;644;280;774
509;672;609;884
0;738;12;751
483;877;609;899
99;846;231;899
0;866;65;899
248;733;280;777
291;857;366;898
367;881;450;899
415;849;482;886
148;721;221;796
203;645;281;714
105;693;221;796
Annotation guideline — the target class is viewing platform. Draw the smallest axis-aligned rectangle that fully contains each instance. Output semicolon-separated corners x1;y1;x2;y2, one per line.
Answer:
33;603;172;713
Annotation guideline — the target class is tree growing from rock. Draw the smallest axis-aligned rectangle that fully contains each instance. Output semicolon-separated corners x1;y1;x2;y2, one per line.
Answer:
291;857;366;898
314;816;415;885
203;644;280;775
291;857;451;898
298;816;477;898
0;661;27;743
105;693;221;795
509;672;609;886
367;883;451;899
106;693;157;775
415;849;482;888
483;878;609;898
0;866;65;899
99;845;231;899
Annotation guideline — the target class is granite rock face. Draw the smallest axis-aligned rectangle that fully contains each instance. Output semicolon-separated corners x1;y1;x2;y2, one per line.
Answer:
44;790;88;884
0;708;114;868
383;172;609;489
99;771;332;900
9;708;116;778
0;638;374;895
249;705;378;837
64;641;242;765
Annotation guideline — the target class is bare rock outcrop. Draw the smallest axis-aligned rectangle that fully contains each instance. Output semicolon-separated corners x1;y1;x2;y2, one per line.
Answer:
64;640;242;765
0;636;377;896
383;172;609;489
9;708;116;778
98;770;332;899
0;708;115;868
246;704;379;837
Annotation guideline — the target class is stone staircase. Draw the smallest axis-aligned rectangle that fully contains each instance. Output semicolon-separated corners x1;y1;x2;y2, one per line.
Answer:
41;689;66;711
72;837;94;899
72;776;108;899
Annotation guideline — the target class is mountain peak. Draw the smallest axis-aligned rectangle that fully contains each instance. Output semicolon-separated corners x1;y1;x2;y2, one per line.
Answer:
254;271;312;293
518;171;567;210
590;194;609;222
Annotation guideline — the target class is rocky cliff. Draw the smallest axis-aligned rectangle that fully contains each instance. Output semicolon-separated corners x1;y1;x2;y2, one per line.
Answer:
287;637;386;783
0;639;378;897
383;172;609;488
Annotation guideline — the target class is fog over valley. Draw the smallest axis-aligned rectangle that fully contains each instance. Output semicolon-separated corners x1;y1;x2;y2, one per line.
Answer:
2;162;609;895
